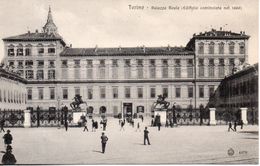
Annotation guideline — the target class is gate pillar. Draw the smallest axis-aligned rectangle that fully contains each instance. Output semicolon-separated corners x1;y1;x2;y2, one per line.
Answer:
23;109;31;128
209;108;216;125
240;107;248;125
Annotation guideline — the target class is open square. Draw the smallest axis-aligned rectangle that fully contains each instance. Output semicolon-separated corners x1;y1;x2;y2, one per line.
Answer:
1;118;258;164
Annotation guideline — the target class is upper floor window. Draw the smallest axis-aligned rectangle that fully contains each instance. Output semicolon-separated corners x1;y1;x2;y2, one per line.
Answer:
36;70;44;80
62;88;68;100
27;88;32;100
112;87;118;99
100;86;106;99
99;60;105;67
74;60;80;68
229;42;235;54
8;49;14;56
188;86;193;98
49;88;55;100
112;59;118;67
87;60;93;67
25;70;34;79
137;87;143;98
219;58;224;66
49;61;55;68
75;87;80;96
162;86;168;98
239;42;245;54
48;70;55;80
239;58;245;65
37;60;44;68
198;42;204;54
38;88;44;100
8;61;14;67
187;59;193;66
150;87;156;98
199;59;204;66
62;60;68;68
17;48;23;56
218;42;224;54
174;59;181;66
208;42;215;54
199;86;204;98
38;48;44;54
162;59;168;66
124;59;131;67
229;58;235;66
209;59;215;66
149;59;156;66
25;48;31;56
17;61;23;68
48;48;55;54
87;87;93;99
25;60;33;68
137;59;143;67
125;87;131;98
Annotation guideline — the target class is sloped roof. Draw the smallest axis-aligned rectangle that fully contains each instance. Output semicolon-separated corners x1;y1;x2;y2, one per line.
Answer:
60;47;194;56
3;32;66;46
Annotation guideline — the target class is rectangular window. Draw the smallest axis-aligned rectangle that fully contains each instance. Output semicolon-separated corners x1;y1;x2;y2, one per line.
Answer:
199;66;204;77
112;59;118;67
25;60;33;68
125;67;131;79
209;86;215;97
38;48;44;54
125;87;131;98
48;48;55;53
49;61;55;68
99;67;105;79
124;59;131;67
150;87;156;98
27;88;32;100
87;68;93;79
25;70;34;79
17;48;23;56
150;67;156;78
175;87;181;98
87;60;93;67
100;87;106;99
198;44;204;54
162;67;168;78
112;87;118;99
137;59;143;67
112;67;118;79
87;87;93;99
75;87;80;96
61;68;68;79
137;87;143;98
162;87;168;98
38;60;44;68
188;86;193;98
36;70;44;80
150;59;155;66
74;68;80;80
137;67;143;79
38;88;44;100
74;60;80;68
25;48;31;56
62;88;68;99
100;60;105;67
187;67;193;78
219;43;224;54
9;61;14;67
175;67;181;78
48;70;55;80
50;88;55;100
17;70;24;77
8;49;14;56
199;86;204;98
17;61;23;68
62;60;68;68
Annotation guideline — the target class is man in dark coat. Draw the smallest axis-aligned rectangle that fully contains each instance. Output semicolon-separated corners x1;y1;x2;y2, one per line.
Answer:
234;121;237;132
228;122;234;132
1;145;16;165
144;127;151;145
100;132;108;153
3;130;12;146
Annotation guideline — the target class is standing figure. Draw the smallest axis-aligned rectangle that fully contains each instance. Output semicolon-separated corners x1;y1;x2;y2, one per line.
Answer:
92;120;96;132
3;130;12;146
0;119;5;133
100;132;108;153
234;121;237;132
151;119;154;127
64;120;68;131
120;121;125;131
141;116;144;123
102;119;107;131
83;119;88;132
144;127;150;145
1;145;16;165
241;120;244;129
228;122;234;132
158;122;161;131
136;122;141;132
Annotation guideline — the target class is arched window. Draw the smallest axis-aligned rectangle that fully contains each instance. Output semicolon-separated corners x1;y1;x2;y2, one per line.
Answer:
229;42;235;54
198;42;204;54
239;42;245;54
218;42;224;54
208;42;215;54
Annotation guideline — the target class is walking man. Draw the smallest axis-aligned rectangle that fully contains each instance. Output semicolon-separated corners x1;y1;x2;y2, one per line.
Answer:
234;121;237;132
65;120;68;131
0;119;5;133
241;120;244;129
120;121;125;131
144;127;151;145
83;119;88;132
3;130;12;147
100;132;108;153
228;122;234;132
136;122;141;132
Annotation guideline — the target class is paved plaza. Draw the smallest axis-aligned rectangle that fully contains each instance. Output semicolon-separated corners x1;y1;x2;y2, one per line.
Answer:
0;118;258;164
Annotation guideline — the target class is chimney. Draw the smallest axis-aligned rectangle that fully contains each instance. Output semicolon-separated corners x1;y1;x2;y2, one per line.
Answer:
70;44;72;48
167;44;171;51
142;45;145;53
94;45;98;52
28;31;30;34
220;27;222;31
35;29;38;33
118;45;122;51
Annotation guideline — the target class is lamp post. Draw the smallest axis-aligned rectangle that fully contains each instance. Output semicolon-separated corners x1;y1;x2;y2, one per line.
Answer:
36;106;40;127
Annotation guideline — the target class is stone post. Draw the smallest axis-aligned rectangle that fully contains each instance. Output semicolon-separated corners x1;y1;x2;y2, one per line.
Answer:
209;108;216;125
23;109;31;128
240;107;248;125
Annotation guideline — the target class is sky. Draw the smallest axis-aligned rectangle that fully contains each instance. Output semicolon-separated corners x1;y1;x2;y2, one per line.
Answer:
0;0;258;64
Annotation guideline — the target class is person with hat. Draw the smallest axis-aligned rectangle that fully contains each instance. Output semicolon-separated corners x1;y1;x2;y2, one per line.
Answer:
144;127;151;145
1;145;16;165
3;130;12;146
100;132;108;153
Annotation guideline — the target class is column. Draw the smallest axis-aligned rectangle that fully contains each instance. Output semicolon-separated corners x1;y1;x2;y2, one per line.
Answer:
23;109;31;128
240;107;248;125
209;108;216;125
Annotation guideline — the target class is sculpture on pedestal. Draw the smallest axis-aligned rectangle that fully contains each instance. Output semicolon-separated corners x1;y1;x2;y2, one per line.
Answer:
70;95;87;111
153;94;170;109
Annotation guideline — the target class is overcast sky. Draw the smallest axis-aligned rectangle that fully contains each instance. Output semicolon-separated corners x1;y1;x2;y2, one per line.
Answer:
0;0;258;64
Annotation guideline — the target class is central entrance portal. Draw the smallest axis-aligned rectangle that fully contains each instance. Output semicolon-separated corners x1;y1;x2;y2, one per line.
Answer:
123;103;133;118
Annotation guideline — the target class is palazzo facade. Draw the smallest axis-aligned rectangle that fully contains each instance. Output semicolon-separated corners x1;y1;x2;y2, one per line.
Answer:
1;8;249;116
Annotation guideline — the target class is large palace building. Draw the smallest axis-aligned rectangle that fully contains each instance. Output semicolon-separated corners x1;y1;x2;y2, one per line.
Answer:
1;8;249;116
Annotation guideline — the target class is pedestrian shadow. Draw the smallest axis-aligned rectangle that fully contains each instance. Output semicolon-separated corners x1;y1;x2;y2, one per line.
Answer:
242;137;258;140
92;150;103;153
133;143;145;146
238;131;258;135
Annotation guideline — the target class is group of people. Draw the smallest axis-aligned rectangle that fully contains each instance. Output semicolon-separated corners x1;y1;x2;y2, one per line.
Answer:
1;130;16;164
228;120;244;132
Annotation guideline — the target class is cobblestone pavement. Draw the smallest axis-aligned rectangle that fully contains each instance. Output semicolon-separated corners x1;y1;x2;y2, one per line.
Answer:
0;118;258;164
